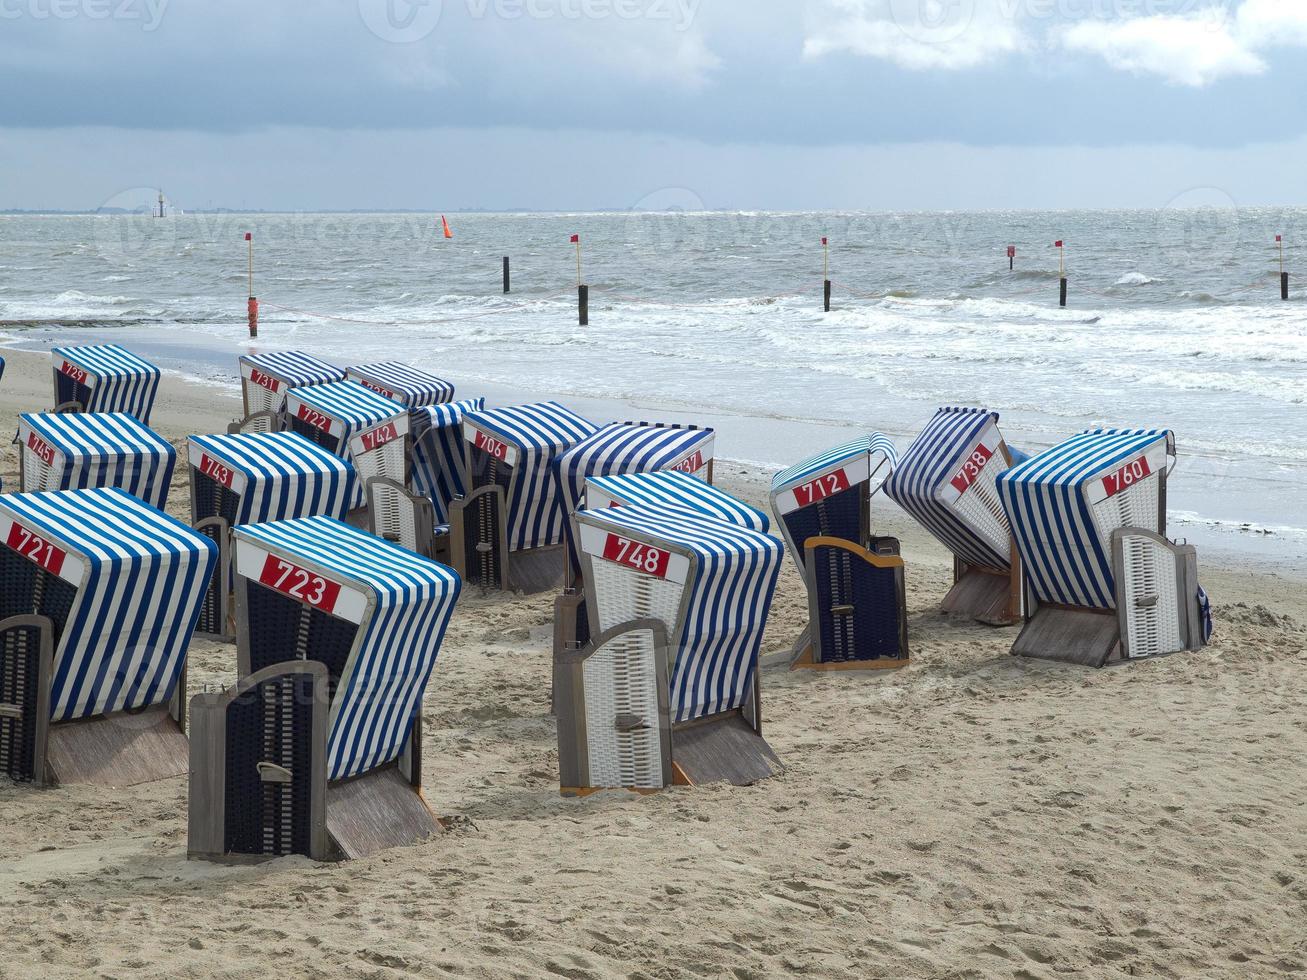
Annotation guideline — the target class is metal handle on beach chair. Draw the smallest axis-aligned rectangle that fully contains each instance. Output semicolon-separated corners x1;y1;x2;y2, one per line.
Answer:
256;761;293;784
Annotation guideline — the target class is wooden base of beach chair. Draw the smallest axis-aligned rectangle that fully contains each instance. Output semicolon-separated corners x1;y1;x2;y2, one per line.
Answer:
325;766;442;860
790;643;909;671
46;705;189;787
943;563;1022;626
671;712;782;787
1011;606;1121;668
508;545;565;595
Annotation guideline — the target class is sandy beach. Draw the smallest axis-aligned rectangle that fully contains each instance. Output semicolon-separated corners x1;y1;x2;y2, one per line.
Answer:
1;346;1306;979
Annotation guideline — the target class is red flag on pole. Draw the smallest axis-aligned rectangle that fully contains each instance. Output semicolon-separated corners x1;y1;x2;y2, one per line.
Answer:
1054;240;1063;248
244;232;251;241
821;237;827;245
1276;234;1282;242
570;234;579;243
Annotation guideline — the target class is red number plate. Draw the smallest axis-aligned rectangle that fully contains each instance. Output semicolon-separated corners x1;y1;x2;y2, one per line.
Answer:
359;421;400;453
59;360;88;384
792;468;850;508
6;522;67;575
668;450;705;474
249;367;281;393
358;378;395;400
474;429;508;460
296;403;333;432
26;432;56;467
949;442;995;496
258;555;342;613
198;452;235;489
1102;456;1152;499
601;533;671;578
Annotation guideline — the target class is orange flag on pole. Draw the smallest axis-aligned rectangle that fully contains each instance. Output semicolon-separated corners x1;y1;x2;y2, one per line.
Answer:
441;215;453;239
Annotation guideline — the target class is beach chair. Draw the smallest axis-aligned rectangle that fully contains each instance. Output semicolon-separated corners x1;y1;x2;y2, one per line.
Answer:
0;487;216;786
284;380;408;510
453;401;597;592
51;344;160;423
16;412;175;509
884;407;1023;625
997;428;1209;666
187;431;357;640
187;516;460;862
556;504;784;794
555;469;768;656
770;434;907;670
367;398;484;564
236;351;344;432
345;361;455;408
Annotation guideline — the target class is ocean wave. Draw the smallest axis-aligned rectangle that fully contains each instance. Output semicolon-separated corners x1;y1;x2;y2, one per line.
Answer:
1114;272;1157;286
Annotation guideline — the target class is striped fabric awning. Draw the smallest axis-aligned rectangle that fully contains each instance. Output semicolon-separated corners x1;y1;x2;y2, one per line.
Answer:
553;422;716;571
771;433;898;502
233;516;461;781
17;412;176;509
239;350;344;390
187;431;356;525
586;470;770;533
0;487;217;724
411;397;484;525
998;428;1175;610
574;503;783;723
883;407;1013;570
463;401;598;551
52;344;161;422
287;379;405;437
346;361;455;407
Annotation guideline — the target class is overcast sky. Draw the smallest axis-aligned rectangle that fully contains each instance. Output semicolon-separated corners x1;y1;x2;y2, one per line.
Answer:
3;0;1305;210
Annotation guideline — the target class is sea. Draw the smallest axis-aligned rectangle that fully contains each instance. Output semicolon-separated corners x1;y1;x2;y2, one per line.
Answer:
1;208;1304;574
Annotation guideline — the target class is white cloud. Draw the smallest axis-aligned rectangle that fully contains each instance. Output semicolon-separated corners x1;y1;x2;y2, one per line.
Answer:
1060;8;1265;87
803;0;1026;71
1234;0;1307;49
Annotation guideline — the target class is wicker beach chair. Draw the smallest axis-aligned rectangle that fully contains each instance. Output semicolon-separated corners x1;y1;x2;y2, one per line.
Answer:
236;350;344;432
15;412;175;508
771;434;908;670
51;344;160;423
0;487;216;787
187;516;460;862
367;397;484;565
883;407;1024;625
997;428;1210;666
556;503;784;794
452;401;597;593
187;431;357;640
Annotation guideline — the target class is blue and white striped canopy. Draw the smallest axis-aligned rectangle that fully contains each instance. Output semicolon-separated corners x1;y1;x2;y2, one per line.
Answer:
586;470;770;533
883;407;1012;570
575;503;782;723
18;412;176;509
553;422;716;570
239;350;344;389
0;487;217;724
771;433;898;497
998;428;1174;610
233;516;461;781
188;431;356;525
52;344;160;423
287;379;405;435
346;361;455;407
463;401;598;551
411;397;484;525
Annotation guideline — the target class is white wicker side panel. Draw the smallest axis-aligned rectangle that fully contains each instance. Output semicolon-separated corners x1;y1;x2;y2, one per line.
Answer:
581;630;663;789
355;440;406;484
21;449;60;492
244;380;280;416
1092;471;1161;546
591;560;684;638
952;460;1011;559
1119;532;1183;658
370;483;418;552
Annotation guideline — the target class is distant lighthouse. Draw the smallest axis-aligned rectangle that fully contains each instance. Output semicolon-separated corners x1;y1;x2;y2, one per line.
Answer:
156;190;165;218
